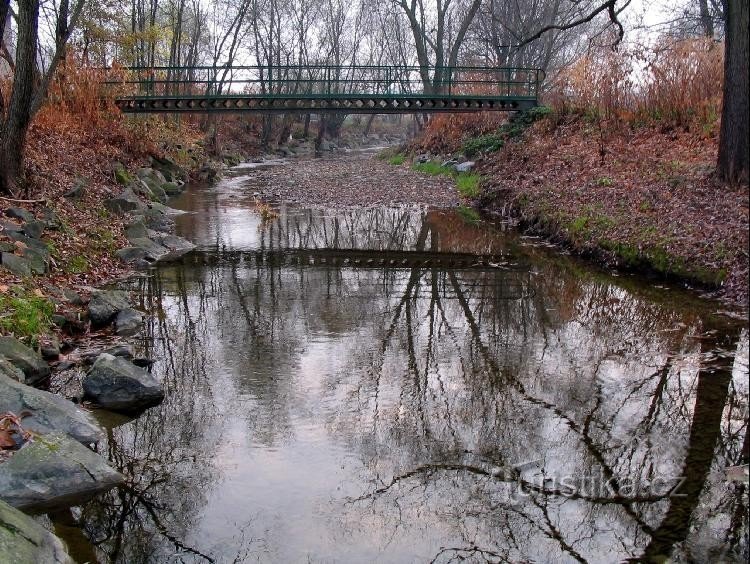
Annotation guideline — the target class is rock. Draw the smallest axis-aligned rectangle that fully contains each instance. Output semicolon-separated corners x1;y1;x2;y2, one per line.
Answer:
1;252;32;277
161;181;183;196
454;161;476;173
6;231;49;252
0;357;24;383
147;202;185;216
64;178;87;200
150;184;168;203
137;167;167;185
150;233;195;260
0;498;73;563
125;220;149;242
0;219;23;234
0;372;103;444
123;237;170;262
113;163;131;185
22;247;47;274
150;155;186;183
5;207;34;222
81;344;134;365
442;159;459;168
103;188;146;215
22;220;45;239
0;336;50;386
87;290;130;326
41;207;62;230
83;354;164;413
40;338;61;361
115;308;143;337
61;288;84;306
0;432;123;511
416;154;430;164
115;246;149;265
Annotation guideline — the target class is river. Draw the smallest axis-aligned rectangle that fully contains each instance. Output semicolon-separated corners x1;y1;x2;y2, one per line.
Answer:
53;156;749;563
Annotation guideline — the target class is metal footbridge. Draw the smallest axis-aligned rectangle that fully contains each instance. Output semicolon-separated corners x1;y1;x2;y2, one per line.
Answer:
107;65;543;114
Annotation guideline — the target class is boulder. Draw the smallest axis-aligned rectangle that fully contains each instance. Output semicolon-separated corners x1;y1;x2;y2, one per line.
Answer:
0;357;24;382
0;372;103;444
0;432;123;511
150;233;195;260
22;247;47;274
454;161;476;173
150;155;187;183
0;336;50;385
1;252;32;277
87;290;130;326
22;220;45;239
6;231;49;251
161;181;184;196
115;308;143;337
124;220;149;242
83;353;164;413
0;219;23;233
123;237;170;262
80;344;134;365
0;498;73;563
103;188;146;215
5;207;35;223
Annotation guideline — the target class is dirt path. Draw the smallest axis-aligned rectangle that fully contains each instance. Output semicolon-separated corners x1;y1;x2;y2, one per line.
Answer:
245;152;460;207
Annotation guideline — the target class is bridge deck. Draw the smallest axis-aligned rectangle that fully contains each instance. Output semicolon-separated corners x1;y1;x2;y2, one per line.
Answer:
108;65;543;114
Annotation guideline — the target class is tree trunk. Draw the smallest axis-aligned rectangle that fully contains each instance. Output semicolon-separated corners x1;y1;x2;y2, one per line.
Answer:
0;0;40;196
717;0;749;184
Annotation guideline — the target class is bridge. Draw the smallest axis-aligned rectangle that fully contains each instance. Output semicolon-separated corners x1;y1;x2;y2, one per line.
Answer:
107;65;543;114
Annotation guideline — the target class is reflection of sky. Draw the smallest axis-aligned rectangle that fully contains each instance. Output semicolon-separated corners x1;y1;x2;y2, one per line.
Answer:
101;164;749;563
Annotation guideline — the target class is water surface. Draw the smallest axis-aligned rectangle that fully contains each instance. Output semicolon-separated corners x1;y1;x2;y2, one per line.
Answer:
57;160;748;563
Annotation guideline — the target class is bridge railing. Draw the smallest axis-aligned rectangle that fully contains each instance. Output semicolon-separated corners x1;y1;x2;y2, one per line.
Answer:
103;65;543;100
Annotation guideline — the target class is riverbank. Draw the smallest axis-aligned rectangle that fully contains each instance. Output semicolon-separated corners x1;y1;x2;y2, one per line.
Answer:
401;112;749;309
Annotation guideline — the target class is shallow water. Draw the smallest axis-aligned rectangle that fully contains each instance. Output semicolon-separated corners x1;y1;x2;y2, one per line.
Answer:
55;160;748;563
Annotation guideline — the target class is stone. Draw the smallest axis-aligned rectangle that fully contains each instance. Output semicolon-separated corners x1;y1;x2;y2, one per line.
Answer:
0;372;103;444
115;308;143;337
1;252;32;277
87;290;130;326
22;220;45;239
150;155;186;183
115;246;148;264
161;181;183;195
6;231;49;252
5;207;34;222
22;247;47;275
0;336;50;385
125;220;149;242
416;154;430;164
64;178;87;200
0;498;73;563
83;354;164;413
41;207;62;230
40;338;61;360
125;237;170;262
0;357;24;383
103;188;146;215
150;184;168;203
147;202;185;216
0;432;123;511
454;161;476;173
0;219;23;233
80;344;134;365
137;167;167;185
150;234;195;261
113;163;131;185
62;288;84;306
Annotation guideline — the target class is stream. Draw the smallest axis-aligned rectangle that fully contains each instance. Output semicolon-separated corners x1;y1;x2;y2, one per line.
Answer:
53;157;748;563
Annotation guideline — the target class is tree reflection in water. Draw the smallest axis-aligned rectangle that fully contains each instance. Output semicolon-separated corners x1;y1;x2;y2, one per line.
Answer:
61;206;747;563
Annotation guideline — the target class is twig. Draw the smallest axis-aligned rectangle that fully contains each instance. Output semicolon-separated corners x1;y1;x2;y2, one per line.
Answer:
0;196;47;204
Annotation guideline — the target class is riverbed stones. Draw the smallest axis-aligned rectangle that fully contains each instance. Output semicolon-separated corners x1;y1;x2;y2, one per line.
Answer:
0;336;50;385
115;308;143;337
83;353;164;413
0;372;103;444
0;432;124;511
87;289;130;326
0;499;73;563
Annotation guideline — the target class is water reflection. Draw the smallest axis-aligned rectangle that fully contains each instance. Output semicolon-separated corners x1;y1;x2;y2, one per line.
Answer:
61;198;748;562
